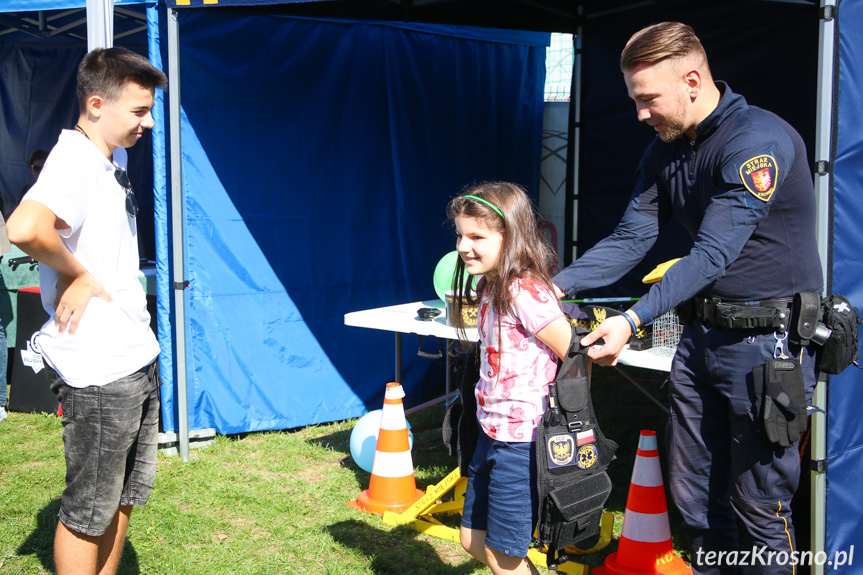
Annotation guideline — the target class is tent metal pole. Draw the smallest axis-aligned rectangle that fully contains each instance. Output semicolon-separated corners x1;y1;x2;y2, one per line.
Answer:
566;8;583;265
167;8;190;463
85;0;112;50
811;1;836;571
811;378;827;575
815;3;835;293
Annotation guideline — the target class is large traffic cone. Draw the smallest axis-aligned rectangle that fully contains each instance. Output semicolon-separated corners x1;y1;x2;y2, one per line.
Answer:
348;382;424;514
594;430;691;575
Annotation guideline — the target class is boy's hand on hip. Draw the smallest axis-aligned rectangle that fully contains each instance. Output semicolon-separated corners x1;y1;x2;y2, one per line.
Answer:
54;272;112;334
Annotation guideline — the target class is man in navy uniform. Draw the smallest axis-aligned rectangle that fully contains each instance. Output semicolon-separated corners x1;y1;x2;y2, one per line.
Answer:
552;22;822;575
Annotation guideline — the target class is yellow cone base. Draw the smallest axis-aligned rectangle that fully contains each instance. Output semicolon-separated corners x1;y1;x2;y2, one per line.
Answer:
348;487;425;515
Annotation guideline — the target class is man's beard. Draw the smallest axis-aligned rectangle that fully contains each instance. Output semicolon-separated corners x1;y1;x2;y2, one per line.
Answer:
657;117;687;142
657;96;689;142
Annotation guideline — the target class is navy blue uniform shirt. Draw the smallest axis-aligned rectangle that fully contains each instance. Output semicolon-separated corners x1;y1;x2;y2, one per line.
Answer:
553;83;823;326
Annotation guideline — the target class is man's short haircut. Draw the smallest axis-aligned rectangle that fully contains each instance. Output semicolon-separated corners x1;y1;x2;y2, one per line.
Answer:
620;22;708;73
77;47;167;112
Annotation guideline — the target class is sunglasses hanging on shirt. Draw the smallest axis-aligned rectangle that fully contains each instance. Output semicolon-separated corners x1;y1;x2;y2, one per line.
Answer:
75;124;138;219
114;166;138;218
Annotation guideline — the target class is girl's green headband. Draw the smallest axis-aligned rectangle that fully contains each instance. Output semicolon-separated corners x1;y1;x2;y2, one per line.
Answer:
463;195;504;220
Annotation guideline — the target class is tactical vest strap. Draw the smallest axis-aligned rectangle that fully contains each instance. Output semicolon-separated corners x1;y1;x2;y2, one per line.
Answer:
534;322;618;570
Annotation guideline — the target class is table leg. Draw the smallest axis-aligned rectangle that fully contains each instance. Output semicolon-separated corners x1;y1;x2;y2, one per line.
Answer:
445;339;451;395
612;365;669;415
395;332;402;383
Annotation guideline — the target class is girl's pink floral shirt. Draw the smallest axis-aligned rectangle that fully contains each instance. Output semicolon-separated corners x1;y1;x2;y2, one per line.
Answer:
475;278;564;442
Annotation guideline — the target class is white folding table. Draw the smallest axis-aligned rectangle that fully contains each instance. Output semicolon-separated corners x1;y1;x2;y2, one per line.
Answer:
344;299;673;412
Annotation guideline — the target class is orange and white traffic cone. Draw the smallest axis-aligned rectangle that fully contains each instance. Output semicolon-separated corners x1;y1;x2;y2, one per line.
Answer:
348;382;424;514
594;430;691;575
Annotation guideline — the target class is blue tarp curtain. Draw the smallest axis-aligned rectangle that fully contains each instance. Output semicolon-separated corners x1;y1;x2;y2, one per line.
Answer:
826;1;863;570
167;0;317;6
154;9;549;434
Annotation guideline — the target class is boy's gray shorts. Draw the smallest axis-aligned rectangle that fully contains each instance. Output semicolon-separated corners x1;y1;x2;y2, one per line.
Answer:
48;361;160;536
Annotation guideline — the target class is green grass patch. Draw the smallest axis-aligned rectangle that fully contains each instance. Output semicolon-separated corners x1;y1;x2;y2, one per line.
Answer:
0;370;686;574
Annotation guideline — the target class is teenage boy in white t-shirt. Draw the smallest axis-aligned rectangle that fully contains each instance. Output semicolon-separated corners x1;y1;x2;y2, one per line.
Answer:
7;47;166;575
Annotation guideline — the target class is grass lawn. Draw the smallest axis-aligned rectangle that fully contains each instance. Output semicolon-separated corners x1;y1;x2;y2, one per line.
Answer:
0;367;685;575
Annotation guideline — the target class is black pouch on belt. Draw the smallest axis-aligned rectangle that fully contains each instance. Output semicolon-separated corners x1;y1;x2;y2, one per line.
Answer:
752;358;808;448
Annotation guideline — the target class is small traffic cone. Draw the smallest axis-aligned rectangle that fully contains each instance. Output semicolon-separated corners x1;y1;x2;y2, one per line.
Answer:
348;382;424;514
594;430;691;575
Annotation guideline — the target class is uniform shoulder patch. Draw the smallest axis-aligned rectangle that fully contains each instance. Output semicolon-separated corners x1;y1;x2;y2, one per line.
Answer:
739;154;778;202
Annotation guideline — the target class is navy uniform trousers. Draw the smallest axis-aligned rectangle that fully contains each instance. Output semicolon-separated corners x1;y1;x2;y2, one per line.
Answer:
668;318;817;575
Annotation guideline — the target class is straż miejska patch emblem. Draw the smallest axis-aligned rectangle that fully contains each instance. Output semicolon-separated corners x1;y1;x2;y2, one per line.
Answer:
739;154;778;202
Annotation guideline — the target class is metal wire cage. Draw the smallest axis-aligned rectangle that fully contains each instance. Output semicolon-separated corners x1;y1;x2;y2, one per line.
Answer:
651;311;683;355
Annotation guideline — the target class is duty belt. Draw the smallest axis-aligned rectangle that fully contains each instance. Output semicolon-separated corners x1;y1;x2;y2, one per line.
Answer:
694;297;793;330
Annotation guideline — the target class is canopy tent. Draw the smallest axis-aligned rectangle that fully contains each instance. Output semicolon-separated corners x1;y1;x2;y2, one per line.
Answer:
4;0;863;570
1;1;552;441
149;0;863;570
152;8;550;440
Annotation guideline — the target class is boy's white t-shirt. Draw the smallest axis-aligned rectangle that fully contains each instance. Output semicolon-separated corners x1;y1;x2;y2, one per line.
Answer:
22;129;159;388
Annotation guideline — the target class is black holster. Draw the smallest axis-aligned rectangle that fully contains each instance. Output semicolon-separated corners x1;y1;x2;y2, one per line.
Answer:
534;323;617;570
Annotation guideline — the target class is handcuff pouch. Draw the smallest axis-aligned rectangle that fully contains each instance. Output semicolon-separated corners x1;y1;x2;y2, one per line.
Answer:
790;292;821;347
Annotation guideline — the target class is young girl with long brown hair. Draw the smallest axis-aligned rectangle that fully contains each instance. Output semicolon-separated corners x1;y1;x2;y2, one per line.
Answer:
448;182;572;575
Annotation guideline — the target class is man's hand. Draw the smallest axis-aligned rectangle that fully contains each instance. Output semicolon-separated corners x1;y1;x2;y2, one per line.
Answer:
54;272;112;334
579;315;634;367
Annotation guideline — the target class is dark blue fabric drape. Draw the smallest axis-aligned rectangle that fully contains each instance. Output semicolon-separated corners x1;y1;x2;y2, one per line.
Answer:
576;1;818;297
826;2;863;569
0;43;82;215
156;12;548;434
0;40;157;254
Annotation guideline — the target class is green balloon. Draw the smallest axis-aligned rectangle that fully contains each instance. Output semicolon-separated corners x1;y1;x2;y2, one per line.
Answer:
433;251;476;301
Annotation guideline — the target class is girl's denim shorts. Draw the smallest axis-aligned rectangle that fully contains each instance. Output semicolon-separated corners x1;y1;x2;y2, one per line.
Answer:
461;430;538;558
